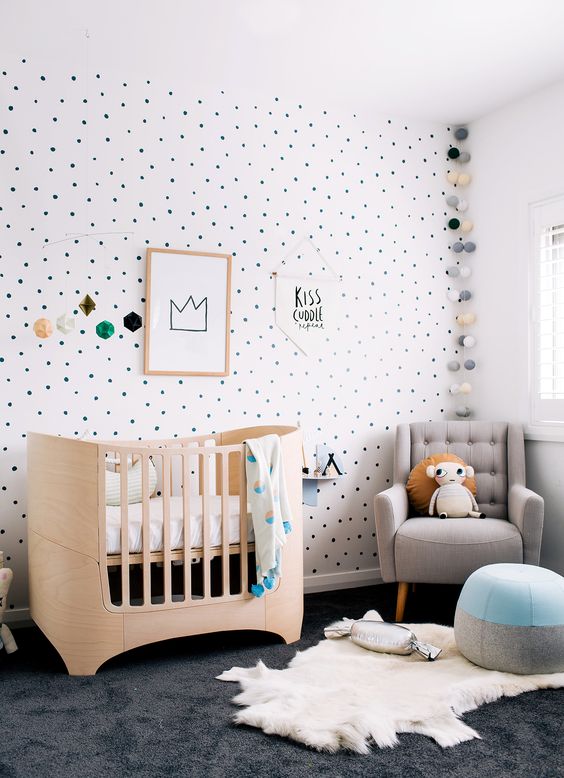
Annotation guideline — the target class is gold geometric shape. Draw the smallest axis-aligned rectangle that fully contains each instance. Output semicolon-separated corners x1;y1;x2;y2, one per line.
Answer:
79;294;96;316
33;318;53;338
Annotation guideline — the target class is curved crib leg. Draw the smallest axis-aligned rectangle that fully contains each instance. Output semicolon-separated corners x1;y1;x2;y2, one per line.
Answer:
276;622;302;645
62;651;114;677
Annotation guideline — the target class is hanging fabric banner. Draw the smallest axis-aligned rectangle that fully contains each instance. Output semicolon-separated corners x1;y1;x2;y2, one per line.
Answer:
275;275;338;356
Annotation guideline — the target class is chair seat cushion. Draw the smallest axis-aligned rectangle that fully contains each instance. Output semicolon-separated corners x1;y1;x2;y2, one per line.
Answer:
395;518;523;584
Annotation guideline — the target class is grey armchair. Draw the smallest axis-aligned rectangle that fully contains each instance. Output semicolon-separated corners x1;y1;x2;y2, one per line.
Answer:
374;421;544;621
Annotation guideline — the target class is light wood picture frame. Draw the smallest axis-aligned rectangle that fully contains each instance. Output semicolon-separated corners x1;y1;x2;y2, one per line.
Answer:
144;247;232;376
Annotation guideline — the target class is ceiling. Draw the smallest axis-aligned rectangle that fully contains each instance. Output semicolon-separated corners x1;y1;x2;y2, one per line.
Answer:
5;0;564;124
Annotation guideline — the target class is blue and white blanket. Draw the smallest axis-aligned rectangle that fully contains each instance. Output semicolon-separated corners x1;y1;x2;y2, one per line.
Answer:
245;434;292;597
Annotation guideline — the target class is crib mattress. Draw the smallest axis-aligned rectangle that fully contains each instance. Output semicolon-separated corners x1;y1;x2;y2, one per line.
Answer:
106;495;253;555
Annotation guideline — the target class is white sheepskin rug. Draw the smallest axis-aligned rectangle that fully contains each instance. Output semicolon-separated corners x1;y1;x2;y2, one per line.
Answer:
217;610;564;753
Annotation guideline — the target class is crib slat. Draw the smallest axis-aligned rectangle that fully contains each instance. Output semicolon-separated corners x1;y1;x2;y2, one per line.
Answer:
120;452;130;607
221;453;230;596
99;449;113;608
181;451;192;602
239;451;248;593
202;453;211;600
162;454;172;605
141;454;151;606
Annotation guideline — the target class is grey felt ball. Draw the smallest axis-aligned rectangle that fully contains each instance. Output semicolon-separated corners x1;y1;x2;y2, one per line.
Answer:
456;406;472;417
458;151;471;163
446;195;459;207
458;335;466;346
447;266;460;277
459;290;472;301
447;360;461;371
463;241;476;253
454;128;469;140
464;359;476;370
452;242;464;253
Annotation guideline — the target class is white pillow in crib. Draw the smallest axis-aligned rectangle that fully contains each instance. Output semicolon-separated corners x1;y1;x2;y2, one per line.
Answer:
105;458;157;506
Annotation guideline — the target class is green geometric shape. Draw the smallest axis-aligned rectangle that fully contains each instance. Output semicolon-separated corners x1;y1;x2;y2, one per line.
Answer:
96;320;115;339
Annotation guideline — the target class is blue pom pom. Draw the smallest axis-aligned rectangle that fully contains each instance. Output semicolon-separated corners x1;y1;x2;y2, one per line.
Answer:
283;521;292;534
251;583;265;598
263;576;275;590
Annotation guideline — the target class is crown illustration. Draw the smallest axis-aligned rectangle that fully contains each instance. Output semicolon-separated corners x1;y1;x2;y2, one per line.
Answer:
170;296;208;332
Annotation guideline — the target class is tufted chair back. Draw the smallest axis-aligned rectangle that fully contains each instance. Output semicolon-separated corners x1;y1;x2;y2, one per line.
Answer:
393;421;527;520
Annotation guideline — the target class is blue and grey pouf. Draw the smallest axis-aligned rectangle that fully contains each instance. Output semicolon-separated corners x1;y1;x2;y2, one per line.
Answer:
454;563;564;674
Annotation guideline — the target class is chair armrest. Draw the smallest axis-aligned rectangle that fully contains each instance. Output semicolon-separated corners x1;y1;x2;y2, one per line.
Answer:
508;484;544;565
374;484;409;582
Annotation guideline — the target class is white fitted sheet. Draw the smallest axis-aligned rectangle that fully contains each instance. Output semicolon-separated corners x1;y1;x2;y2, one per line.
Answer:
106;495;253;555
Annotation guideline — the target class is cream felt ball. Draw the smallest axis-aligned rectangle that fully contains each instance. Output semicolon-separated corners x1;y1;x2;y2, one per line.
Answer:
457;173;472;186
447;289;461;302
460;382;472;394
463;335;476;348
448;360;461;371
447;171;459;185
461;220;474;233
446;195;459;207
456;199;469;212
459;265;472;278
456;313;476;326
449;383;461;395
456;405;472;417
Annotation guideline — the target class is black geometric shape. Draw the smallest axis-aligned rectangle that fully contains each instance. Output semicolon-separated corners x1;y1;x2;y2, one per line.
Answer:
123;311;143;332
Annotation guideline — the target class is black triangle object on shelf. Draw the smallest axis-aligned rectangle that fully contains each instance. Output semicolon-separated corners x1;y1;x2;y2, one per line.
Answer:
321;453;342;476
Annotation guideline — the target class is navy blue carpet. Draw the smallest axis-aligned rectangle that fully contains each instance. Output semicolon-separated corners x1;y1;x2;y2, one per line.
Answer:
1;584;563;777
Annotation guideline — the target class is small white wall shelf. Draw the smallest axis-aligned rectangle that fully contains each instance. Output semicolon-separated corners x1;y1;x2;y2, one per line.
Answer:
302;474;346;506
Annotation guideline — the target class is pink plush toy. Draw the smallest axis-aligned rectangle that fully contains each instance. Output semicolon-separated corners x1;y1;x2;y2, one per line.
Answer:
0;567;18;654
426;460;486;519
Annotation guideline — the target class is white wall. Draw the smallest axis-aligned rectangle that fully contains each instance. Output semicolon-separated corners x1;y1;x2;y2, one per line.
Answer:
0;6;452;617
470;81;564;574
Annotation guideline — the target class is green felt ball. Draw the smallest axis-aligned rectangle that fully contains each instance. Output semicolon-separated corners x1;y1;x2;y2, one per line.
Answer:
448;218;461;230
448;147;460;159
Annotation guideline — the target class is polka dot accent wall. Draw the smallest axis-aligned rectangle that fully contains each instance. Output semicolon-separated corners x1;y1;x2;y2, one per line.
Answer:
0;58;451;613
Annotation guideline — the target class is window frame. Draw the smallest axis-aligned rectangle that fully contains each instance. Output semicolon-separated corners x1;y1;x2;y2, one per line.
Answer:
529;194;564;434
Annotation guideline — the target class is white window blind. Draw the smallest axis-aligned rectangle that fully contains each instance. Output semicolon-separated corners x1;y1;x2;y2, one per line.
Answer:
531;196;564;426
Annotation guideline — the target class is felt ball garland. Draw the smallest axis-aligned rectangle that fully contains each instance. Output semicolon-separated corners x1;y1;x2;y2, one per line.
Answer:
446;126;476;418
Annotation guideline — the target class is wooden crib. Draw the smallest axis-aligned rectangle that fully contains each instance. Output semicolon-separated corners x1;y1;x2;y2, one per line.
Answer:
27;425;303;676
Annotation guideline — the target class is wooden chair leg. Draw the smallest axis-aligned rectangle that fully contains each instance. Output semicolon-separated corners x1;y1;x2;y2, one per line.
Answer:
396;582;409;622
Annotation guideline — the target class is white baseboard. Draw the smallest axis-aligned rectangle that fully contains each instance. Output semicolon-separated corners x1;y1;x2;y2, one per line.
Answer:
304;567;382;594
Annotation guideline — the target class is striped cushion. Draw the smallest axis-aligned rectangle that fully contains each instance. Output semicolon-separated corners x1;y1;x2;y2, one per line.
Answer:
105;458;157;506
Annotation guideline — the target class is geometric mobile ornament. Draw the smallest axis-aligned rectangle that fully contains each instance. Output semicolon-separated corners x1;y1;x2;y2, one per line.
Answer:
95;319;115;339
56;312;75;334
79;294;96;316
33;317;53;338
123;311;143;332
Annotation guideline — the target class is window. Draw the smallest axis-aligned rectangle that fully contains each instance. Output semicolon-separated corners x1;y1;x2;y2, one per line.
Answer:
530;196;564;427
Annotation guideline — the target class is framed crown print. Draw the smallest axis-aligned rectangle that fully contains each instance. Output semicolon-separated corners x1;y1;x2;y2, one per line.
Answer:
144;247;232;376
